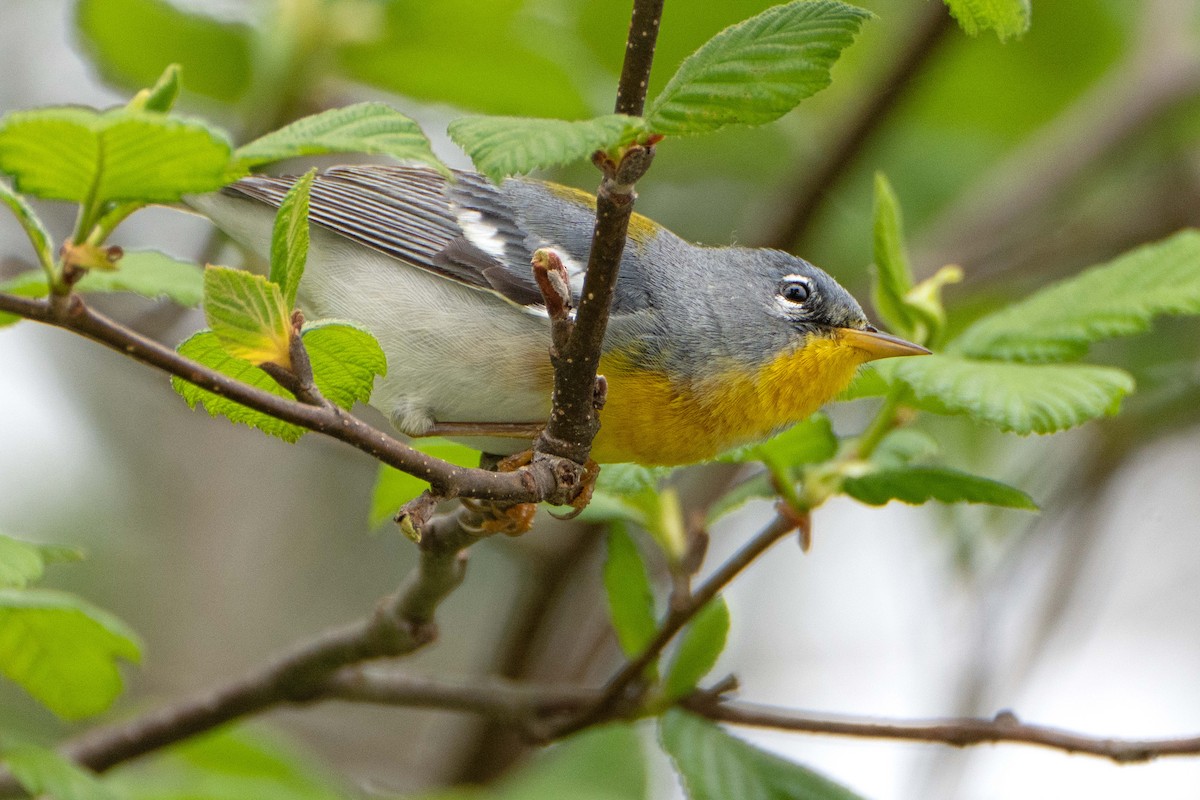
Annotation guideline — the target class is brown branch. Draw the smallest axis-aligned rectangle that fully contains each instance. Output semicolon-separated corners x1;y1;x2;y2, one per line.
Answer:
764;2;953;251
554;506;805;735
0;504;493;797
0;291;572;505
533;0;663;466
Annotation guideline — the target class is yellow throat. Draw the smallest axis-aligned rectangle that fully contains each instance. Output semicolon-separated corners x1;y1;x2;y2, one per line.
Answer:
590;333;873;465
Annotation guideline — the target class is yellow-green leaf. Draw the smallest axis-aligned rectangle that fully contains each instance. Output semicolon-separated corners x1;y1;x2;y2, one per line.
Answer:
203;267;292;368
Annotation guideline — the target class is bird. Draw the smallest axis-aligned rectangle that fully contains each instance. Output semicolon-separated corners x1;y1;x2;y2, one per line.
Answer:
187;165;929;466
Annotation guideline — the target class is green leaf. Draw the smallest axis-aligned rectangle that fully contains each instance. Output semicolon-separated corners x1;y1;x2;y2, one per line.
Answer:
106;725;351;800
869;428;940;469
0;589;141;720
369;440;480;529
300;321;386;410
603;524;659;663
943;0;1031;41
706;473;776;524
664;597;730;701
235;103;446;175
172;331;307;442
203;267;292;368
448;115;646;183
0;107;234;204
660;710;865;800
0;271;49;328
0;180;54;277
953;231;1200;362
843;466;1037;509
270;169;315;308
129;63;182;113
79;250;204;307
718;414;837;466
0;534;81;590
646;1;871;136
76;0;253;103
575;465;672;528
4;744;119;800
875;355;1135;434
870;173;915;336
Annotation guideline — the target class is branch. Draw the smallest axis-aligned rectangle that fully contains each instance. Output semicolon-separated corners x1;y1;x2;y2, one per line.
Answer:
764;2;953;251
0;504;494;796
533;0;664;466
0;291;573;505
555;506;806;734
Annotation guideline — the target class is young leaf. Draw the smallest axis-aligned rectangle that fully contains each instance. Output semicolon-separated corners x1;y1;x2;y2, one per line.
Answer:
875;355;1135;434
203;267;292;368
76;0;253;103
943;0;1031;41
869;428;940;469
952;231;1200;362
0;534;81;590
77;250;204;307
603;524;659;663
235;103;447;175
370;440;480;529
575;464;672;528
870;173;915;337
0;180;54;277
0;589;141;720
718;414;837;467
0;107;233;204
301;321;387;409
128;63;182;113
448;115;646;183
663;597;730;701
270;169;316;308
843;466;1037;509
173;331;307;442
4;744;120;800
0;271;49;328
660;710;865;800
706;473;776;524
646;1;871;136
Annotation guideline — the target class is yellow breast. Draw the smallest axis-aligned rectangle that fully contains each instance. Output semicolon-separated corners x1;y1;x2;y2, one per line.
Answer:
590;334;871;465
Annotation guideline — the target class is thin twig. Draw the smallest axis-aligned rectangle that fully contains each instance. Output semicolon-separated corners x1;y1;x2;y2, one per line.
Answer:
765;2;953;251
0;291;571;505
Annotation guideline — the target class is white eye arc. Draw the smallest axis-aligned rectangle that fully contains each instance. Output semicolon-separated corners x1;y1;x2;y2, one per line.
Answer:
777;275;813;305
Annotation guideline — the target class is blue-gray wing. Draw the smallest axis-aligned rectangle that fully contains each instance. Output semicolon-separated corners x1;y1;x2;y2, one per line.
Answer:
223;166;569;308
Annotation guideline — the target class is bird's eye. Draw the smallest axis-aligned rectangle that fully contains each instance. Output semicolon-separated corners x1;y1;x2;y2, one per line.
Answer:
778;277;812;304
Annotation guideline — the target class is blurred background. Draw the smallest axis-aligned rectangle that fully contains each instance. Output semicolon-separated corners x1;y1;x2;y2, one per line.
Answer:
2;0;1200;798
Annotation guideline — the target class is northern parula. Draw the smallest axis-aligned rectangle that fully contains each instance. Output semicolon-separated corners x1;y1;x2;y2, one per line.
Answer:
188;166;928;465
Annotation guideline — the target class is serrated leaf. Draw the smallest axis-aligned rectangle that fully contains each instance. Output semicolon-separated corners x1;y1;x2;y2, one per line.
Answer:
664;597;730;701
173;331;307;442
953;231;1200;362
370;440;480;529
76;0;253;103
870;172;915;336
0;534;81;590
129;63;181;113
300;321;387;409
0;180;54;276
875;355;1135;434
943;0;1031;41
843;466;1037;509
4;744;120;800
718;414;837;466
0;589;141;720
235;103;446;175
660;710;865;800
448;115;646;182
646;1;871;136
270;169;315;308
0;107;233;204
79;250;204;306
603;524;659;665
203;267;292;368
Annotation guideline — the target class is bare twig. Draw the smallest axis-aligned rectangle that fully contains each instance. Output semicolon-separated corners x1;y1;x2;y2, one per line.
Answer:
765;2;953;251
533;0;664;467
0;291;572;505
0;504;493;796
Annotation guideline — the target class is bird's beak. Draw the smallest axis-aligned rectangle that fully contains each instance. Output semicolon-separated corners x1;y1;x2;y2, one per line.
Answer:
837;327;931;361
